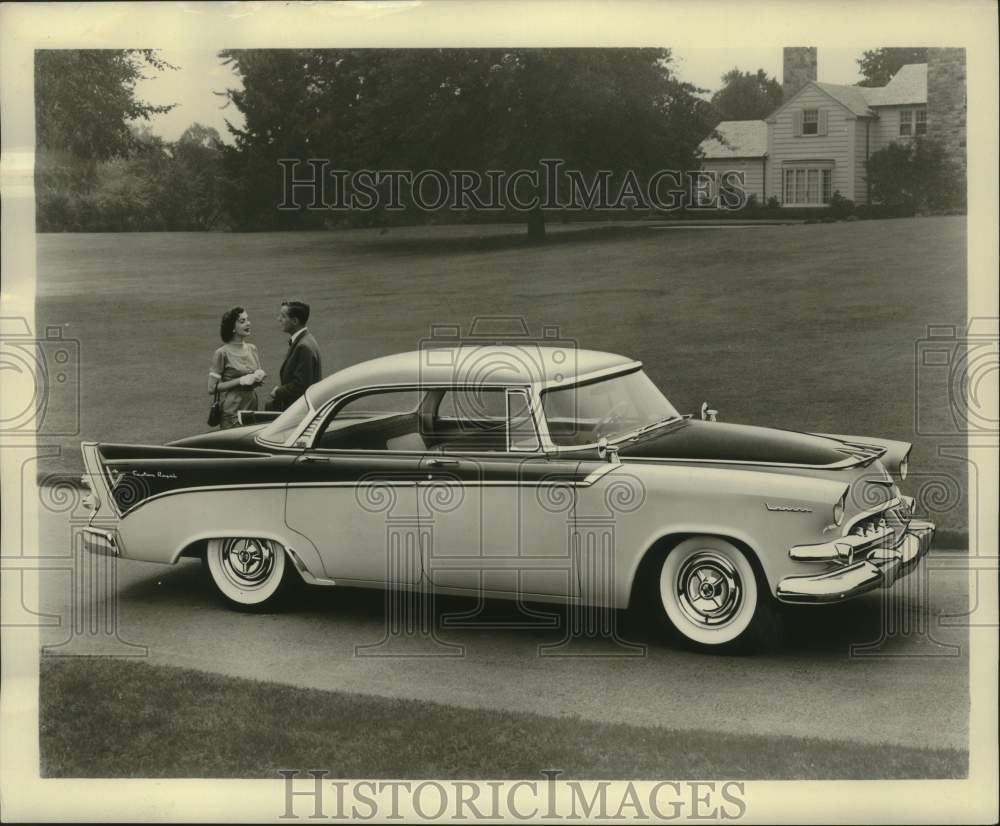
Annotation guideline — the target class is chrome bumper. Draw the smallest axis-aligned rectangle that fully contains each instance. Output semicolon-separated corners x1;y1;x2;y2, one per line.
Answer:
81;527;121;558
776;520;935;604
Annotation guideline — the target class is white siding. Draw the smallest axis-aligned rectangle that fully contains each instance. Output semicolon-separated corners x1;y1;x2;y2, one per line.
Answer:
869;105;927;152
854;118;870;205
767;85;857;203
700;158;766;205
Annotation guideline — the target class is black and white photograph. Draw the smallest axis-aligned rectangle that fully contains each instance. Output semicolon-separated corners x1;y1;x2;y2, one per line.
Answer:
1;1;997;822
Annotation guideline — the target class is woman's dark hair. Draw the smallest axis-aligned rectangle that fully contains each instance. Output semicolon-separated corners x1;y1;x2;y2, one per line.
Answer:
220;306;245;342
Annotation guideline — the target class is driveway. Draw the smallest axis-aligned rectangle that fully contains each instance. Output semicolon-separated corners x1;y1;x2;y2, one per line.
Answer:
35;508;970;751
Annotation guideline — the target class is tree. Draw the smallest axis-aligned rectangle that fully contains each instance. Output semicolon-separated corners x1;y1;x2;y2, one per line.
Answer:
709;68;782;121
173;124;227;229
218;48;715;238
35;50;177;161
856;48;928;88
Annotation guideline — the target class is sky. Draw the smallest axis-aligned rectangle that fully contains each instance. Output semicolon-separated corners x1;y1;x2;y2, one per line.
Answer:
134;47;872;145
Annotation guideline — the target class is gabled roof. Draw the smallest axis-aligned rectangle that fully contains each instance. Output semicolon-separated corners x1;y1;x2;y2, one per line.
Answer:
765;79;875;122
699;120;768;159
862;63;927;106
813;82;875;117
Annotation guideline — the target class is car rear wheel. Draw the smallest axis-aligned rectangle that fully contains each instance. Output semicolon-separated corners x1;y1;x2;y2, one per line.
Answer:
204;537;294;611
656;536;779;652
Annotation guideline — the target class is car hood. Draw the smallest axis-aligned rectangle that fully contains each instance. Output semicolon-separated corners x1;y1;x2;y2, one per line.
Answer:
618;419;853;467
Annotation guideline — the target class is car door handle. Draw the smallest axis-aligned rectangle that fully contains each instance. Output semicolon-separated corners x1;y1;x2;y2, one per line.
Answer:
428;458;459;467
301;455;332;463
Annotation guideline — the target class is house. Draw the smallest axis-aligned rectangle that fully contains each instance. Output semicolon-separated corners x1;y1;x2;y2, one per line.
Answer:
699;47;966;207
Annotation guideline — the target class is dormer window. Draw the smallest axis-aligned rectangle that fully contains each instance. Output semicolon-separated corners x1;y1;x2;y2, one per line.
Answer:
802;109;819;135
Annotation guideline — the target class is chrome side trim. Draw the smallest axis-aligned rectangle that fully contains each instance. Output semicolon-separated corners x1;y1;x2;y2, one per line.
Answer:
621;454;870;471
117;483;289;517
112;473;612;517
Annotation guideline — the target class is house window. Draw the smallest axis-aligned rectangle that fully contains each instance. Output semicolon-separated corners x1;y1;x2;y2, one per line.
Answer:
782;167;833;205
802;109;819;135
900;108;927;137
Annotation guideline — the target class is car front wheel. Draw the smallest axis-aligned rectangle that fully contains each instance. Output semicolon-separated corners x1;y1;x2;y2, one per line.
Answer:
656;536;779;652
204;537;294;611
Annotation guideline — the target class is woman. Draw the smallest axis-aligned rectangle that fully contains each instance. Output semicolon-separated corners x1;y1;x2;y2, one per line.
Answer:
209;306;266;429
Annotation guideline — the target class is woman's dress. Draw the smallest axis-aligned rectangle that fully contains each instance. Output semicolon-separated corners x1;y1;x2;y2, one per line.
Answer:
210;343;262;429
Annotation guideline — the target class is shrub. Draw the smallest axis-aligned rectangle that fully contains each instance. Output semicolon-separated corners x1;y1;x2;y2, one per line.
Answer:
829;190;855;219
867;138;965;213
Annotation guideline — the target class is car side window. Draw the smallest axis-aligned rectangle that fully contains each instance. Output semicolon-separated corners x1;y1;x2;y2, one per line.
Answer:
507;390;541;452
314;389;425;451
432;387;539;452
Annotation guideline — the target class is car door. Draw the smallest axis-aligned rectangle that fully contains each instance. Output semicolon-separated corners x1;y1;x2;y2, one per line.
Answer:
284;389;425;584
418;387;587;598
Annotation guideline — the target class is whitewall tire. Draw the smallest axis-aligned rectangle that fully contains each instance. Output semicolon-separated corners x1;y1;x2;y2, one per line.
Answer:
205;537;292;611
656;536;776;652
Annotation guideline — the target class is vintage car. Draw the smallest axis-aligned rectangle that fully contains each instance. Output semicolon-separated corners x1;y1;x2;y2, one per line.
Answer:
80;345;934;651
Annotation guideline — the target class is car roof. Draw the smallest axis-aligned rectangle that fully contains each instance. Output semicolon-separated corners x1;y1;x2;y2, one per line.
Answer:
305;345;638;408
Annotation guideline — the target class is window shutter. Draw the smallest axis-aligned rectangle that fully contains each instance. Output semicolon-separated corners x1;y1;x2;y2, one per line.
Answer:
793;110;803;137
818;110;828;136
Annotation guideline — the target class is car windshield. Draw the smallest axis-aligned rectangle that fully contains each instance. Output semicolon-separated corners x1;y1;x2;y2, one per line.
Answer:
258;395;311;445
541;369;680;447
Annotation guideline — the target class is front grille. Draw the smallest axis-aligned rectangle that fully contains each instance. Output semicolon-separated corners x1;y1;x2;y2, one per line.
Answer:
846;500;910;550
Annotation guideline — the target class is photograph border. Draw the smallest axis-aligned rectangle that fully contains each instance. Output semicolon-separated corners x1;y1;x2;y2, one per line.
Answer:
1;1;997;822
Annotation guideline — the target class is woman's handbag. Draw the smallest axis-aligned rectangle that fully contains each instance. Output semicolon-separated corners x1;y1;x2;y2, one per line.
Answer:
207;389;222;427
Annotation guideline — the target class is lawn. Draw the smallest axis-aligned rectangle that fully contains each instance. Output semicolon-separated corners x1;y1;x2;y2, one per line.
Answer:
35;217;967;535
40;655;967;779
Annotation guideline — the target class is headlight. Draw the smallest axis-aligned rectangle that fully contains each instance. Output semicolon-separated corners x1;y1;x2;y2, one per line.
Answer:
833;492;846;526
898;452;909;481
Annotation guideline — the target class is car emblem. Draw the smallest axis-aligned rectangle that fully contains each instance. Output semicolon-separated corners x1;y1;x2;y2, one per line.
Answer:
107;469;124;488
765;503;812;513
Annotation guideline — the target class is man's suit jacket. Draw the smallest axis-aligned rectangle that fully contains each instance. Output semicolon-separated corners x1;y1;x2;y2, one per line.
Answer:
269;330;322;411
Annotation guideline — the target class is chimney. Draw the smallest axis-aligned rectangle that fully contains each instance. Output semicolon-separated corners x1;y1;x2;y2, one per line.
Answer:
783;47;817;101
926;48;966;177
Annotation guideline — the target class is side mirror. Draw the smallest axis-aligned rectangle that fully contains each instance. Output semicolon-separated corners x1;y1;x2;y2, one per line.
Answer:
700;402;719;422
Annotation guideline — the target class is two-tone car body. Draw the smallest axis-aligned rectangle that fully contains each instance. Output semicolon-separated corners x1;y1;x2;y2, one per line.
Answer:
80;345;934;651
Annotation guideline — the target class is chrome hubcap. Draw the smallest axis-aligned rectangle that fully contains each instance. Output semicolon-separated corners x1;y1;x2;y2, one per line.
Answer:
676;551;743;627
221;538;275;587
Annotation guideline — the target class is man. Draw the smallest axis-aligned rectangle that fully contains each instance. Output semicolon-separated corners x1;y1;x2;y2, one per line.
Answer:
266;300;322;411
